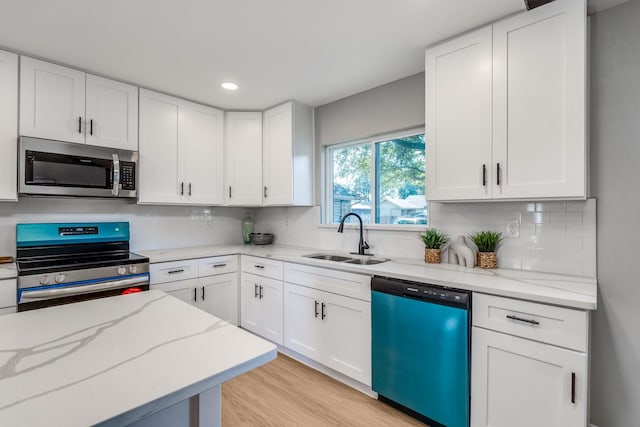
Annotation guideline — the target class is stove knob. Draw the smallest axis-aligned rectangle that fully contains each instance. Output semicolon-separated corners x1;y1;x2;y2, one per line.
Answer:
117;266;127;275
55;274;66;284
129;265;137;274
39;275;50;285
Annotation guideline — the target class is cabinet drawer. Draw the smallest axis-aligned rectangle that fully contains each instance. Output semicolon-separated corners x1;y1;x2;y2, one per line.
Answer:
241;255;283;280
284;262;371;302
198;255;238;277
0;279;16;309
473;293;588;352
150;259;198;284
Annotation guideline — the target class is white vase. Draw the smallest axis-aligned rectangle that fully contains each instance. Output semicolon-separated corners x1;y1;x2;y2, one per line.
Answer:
448;236;475;268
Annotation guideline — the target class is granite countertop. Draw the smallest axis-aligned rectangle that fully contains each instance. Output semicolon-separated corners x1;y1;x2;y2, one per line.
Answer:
0;290;277;427
138;244;597;310
0;262;16;280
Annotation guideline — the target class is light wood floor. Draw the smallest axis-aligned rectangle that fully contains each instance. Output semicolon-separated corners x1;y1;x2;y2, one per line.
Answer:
222;353;427;426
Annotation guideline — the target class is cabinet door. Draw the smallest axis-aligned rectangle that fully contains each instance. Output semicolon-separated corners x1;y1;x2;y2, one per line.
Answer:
199;273;238;326
492;0;586;199
321;291;371;386
425;26;493;201
240;272;264;336
224;112;263;206
138;89;181;204
283;283;323;361
0;50;18;201
471;327;587;427
181;101;224;205
85;74;138;150
19;57;86;144
152;278;199;306
262;102;293;205
259;275;284;345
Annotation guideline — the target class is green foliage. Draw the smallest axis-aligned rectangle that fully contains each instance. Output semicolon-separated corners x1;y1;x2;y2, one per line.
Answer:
419;228;450;249
469;230;503;252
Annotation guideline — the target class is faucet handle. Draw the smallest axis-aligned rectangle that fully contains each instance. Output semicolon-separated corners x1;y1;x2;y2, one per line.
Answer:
363;241;370;250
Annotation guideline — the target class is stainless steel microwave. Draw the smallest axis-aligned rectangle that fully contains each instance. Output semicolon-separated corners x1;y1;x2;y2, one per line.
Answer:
18;137;138;198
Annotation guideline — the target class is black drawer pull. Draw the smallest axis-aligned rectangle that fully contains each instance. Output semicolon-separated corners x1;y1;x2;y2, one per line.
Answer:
254;265;265;269
506;314;540;325
167;269;185;274
212;263;227;268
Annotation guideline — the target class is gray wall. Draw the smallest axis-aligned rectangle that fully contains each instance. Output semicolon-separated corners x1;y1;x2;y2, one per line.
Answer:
313;72;425;203
590;1;640;426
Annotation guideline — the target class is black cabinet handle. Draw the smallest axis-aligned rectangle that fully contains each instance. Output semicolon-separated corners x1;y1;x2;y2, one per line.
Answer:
90;119;93;136
201;286;205;301
571;372;576;404
264;186;268;198
188;182;192;196
254;265;265;269
78;116;82;134
497;163;501;186
314;300;319;318
259;285;264;299
321;302;326;320
212;263;227;268
506;314;540;325
193;288;197;302
254;283;259;298
180;182;184;196
229;186;232;198
482;164;487;186
167;269;184;274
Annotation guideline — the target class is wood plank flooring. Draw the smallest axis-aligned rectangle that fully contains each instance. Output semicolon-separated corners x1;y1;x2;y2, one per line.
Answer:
222;353;426;426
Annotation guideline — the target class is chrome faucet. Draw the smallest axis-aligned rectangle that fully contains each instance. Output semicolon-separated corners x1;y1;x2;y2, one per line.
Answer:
337;212;370;255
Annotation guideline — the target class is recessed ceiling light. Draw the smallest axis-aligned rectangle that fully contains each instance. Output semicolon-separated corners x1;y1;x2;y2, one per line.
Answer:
221;82;238;91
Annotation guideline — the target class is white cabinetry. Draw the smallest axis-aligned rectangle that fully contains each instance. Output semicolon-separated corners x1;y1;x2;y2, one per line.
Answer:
20;57;138;150
224;112;263;206
283;263;371;385
240;256;284;345
150;255;239;325
426;0;586;201
262;101;314;206
0;50;18;201
0;278;16;315
471;293;589;427
139;89;224;205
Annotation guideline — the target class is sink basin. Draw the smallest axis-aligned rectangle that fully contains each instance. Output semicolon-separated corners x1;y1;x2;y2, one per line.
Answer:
304;253;353;262
345;258;389;265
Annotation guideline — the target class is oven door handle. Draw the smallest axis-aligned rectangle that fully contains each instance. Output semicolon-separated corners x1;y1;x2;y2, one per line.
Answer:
20;276;149;300
112;153;120;196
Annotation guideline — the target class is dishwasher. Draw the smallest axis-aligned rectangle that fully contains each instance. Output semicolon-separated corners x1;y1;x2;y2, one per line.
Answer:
371;275;470;427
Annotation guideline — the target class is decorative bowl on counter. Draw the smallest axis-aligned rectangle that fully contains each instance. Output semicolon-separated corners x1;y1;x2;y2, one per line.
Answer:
249;233;274;245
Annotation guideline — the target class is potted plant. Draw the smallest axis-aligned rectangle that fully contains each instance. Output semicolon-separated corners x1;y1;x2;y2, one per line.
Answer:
468;230;503;269
419;228;449;264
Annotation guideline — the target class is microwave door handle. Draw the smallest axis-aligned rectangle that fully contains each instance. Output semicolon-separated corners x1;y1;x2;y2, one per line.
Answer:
112;153;120;196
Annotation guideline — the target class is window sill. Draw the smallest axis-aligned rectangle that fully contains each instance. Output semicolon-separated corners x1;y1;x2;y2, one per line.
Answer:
317;223;428;232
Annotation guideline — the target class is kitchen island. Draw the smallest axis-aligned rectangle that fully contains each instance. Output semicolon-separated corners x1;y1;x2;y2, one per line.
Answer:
0;290;277;427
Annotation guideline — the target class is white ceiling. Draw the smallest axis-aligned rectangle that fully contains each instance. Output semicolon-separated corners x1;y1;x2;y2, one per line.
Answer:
0;0;532;110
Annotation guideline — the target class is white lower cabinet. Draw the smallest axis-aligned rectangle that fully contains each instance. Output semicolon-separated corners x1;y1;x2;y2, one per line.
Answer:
471;293;589;427
240;272;283;345
199;273;238;325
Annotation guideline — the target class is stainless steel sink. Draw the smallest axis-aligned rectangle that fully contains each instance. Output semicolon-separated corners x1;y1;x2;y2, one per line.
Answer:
303;253;389;265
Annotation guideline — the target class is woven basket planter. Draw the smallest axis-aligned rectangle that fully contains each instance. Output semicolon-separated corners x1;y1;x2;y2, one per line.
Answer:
477;252;497;269
424;248;441;264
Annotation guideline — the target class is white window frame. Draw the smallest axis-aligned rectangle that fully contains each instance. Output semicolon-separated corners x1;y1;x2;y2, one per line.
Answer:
322;127;426;231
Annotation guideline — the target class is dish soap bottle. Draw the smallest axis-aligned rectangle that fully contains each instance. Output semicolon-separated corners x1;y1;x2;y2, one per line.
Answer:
241;213;255;244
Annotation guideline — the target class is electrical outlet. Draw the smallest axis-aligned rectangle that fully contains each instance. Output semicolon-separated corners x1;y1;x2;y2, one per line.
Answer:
506;219;520;238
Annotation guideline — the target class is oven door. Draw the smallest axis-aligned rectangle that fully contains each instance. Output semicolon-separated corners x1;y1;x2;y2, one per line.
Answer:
19;137;137;198
17;273;150;311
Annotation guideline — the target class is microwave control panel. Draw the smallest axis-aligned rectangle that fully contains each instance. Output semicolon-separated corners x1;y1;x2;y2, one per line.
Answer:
120;162;136;190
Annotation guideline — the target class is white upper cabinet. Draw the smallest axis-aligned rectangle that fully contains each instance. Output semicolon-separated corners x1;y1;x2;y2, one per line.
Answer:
224;112;263;206
20;56;139;150
426;27;493;201
425;0;586;201
262;101;314;206
0;50;18;201
85;74;138;151
492;0;586;199
138;89;223;206
20;57;86;144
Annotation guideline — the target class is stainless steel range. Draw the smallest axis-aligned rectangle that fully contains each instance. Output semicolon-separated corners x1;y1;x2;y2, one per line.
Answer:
16;222;150;311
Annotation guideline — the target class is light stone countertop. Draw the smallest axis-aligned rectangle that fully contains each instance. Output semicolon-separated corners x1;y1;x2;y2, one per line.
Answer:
137;244;598;310
0;290;277;427
0;262;16;280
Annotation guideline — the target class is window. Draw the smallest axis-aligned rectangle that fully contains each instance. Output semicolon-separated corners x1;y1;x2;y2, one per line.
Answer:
325;129;426;226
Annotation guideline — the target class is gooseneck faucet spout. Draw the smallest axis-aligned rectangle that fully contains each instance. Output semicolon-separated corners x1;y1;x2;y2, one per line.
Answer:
337;212;370;255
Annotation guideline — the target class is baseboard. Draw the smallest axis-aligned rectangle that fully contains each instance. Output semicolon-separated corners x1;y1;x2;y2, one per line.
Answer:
276;346;377;398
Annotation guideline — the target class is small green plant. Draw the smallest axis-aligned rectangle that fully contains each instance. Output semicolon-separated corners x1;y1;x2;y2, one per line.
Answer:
419;228;450;249
469;230;503;252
